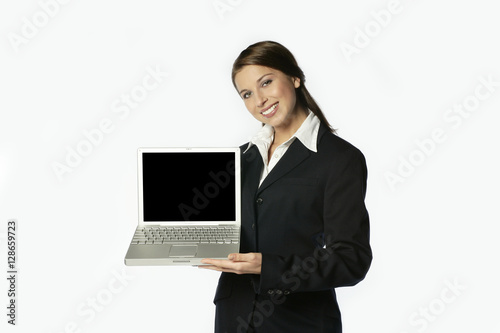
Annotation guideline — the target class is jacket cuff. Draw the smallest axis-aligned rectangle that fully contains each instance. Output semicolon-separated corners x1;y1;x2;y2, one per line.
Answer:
254;253;293;297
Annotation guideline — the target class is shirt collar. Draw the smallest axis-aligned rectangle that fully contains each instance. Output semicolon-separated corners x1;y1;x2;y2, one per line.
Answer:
244;111;321;154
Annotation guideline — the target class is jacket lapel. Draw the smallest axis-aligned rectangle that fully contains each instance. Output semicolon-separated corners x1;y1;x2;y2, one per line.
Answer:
257;138;311;194
241;144;263;199
247;122;329;195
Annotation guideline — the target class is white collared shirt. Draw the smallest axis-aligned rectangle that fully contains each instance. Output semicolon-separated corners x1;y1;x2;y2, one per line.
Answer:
244;112;321;186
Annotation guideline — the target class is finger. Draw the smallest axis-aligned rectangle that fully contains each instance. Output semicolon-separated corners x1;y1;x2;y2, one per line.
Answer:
201;258;229;266
201;258;223;265
229;253;259;263
228;253;252;262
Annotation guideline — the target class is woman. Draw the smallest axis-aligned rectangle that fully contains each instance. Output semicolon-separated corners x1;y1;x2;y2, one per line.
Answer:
200;41;372;333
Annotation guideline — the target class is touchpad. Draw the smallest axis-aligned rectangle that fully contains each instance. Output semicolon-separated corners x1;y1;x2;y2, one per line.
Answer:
169;245;198;257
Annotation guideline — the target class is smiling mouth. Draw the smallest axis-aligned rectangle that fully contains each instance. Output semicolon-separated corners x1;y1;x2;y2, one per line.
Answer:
261;102;279;117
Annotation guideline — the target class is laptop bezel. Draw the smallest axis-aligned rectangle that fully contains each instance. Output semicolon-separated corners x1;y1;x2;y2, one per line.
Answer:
137;147;241;227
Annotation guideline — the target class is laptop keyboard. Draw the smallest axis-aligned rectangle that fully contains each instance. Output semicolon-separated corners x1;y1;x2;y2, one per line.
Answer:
132;226;240;245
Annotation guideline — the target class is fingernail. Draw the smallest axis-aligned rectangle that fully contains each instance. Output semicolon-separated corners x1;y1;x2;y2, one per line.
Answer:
228;255;234;260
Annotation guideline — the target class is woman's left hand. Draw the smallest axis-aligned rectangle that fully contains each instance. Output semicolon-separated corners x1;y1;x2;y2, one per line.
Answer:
199;253;262;275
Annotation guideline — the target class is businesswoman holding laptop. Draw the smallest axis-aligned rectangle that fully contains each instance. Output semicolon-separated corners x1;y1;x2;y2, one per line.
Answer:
200;41;372;332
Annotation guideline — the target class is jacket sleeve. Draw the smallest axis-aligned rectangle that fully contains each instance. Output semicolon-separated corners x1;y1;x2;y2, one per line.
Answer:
254;148;372;295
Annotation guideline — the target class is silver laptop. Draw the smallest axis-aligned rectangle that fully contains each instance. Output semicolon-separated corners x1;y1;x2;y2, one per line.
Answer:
124;147;241;266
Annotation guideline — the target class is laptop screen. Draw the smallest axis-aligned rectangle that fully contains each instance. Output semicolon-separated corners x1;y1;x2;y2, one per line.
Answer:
141;151;237;222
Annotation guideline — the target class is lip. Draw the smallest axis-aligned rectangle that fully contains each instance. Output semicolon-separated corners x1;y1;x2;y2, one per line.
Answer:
260;102;279;118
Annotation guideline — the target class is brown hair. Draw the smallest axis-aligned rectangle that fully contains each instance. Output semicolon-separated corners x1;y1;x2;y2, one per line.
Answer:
232;41;335;133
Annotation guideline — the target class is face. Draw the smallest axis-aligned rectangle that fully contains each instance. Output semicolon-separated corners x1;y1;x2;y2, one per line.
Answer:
234;65;305;131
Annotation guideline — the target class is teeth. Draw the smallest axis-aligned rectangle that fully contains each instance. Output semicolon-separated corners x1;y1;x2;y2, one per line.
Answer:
262;103;278;115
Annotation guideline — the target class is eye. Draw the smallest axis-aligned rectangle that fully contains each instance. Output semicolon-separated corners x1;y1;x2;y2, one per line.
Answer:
262;79;272;87
242;91;252;99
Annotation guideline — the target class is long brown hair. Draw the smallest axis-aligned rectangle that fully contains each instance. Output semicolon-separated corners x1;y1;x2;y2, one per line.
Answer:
232;41;335;133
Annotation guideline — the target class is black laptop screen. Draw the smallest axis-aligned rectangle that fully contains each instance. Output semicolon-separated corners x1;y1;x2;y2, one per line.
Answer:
142;152;236;222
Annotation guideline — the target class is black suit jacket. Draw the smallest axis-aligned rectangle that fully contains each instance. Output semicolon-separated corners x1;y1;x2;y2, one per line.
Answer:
214;124;372;333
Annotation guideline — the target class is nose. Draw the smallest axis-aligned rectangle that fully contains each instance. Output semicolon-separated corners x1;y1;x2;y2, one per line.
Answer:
254;91;267;108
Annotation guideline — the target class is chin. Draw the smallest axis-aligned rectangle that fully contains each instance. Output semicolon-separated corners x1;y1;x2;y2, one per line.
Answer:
268;116;287;128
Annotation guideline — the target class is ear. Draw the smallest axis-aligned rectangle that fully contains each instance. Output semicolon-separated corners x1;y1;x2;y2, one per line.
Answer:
292;77;301;89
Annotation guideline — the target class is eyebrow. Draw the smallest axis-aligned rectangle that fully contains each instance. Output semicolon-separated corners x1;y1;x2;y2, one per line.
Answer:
238;73;273;95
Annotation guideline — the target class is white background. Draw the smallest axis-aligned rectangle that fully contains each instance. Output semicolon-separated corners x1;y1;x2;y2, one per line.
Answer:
1;0;500;332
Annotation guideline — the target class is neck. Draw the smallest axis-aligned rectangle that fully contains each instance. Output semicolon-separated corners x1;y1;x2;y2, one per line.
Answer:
273;108;308;146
